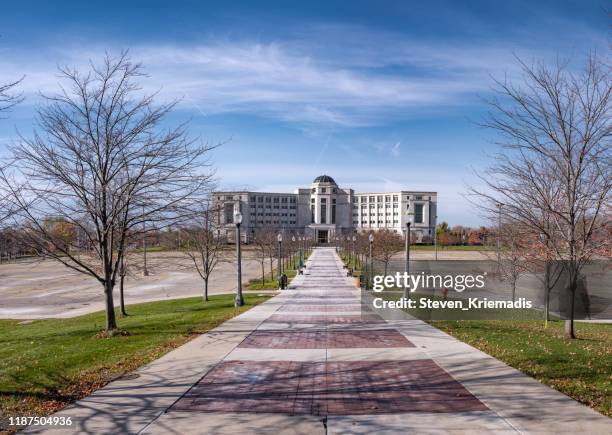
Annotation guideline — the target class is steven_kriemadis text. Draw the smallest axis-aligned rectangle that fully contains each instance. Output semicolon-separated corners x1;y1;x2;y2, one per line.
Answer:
373;297;533;310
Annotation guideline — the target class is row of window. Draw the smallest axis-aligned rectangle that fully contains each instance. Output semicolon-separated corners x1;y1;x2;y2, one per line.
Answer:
354;212;400;216
254;220;297;225
355;221;400;225
250;212;296;217
311;187;338;194
357;204;400;209
249;196;297;204
250;204;297;210
355;195;428;203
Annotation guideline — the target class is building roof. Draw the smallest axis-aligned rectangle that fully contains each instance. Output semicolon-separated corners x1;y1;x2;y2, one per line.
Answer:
313;175;336;184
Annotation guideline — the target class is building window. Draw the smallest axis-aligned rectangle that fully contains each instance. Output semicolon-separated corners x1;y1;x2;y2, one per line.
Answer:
414;203;424;223
224;203;234;224
311;205;315;223
322;188;326;193
321;204;327;224
332;199;336;224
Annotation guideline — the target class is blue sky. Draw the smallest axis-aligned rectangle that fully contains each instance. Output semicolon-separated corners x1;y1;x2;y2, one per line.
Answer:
0;0;609;225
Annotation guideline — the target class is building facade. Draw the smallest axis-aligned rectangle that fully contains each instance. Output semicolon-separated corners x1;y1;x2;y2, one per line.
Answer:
213;175;437;244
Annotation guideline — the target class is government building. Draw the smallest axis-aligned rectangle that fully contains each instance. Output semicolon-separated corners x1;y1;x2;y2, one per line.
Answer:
213;175;437;244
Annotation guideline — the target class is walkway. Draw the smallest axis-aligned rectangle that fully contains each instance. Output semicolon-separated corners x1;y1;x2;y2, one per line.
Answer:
28;248;610;434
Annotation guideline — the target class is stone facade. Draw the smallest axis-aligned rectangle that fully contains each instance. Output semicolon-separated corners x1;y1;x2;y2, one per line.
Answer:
213;175;437;243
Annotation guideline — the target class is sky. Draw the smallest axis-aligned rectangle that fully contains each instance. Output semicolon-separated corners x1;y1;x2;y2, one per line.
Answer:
0;0;609;225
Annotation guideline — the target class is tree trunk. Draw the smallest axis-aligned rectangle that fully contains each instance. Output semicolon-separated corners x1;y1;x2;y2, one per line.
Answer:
203;277;209;302
104;280;118;332
119;272;127;317
565;281;576;339
270;257;274;280
544;261;550;327
261;262;265;285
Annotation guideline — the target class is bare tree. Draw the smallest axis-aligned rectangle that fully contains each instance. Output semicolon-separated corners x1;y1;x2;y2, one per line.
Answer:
373;229;404;276
471;53;611;338
5;52;216;333
251;229;270;285
257;228;278;280
0;76;23;117
0;76;24;225
490;222;529;302
183;201;226;301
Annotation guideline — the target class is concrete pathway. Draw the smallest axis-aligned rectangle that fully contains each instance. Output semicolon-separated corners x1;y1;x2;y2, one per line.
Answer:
27;248;610;434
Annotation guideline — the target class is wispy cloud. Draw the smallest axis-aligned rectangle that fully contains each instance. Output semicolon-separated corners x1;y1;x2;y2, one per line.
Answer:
0;23;563;127
390;142;401;157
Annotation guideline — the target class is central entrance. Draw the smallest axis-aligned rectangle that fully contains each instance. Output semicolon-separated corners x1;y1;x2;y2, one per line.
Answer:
317;230;329;244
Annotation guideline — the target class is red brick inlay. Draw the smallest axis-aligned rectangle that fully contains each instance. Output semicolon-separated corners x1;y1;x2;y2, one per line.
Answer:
266;314;385;324
277;304;370;312
288;300;357;305
171;360;488;415
289;294;356;299
239;329;414;349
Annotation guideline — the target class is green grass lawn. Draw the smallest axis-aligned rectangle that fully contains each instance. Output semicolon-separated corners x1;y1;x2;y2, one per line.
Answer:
245;269;297;290
430;320;612;417
245;252;310;290
0;294;269;422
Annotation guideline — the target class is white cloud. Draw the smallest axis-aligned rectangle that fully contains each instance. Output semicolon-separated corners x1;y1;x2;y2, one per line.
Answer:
390;142;401;157
0;27;548;128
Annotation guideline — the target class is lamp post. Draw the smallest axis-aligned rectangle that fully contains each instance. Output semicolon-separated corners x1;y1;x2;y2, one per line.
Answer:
433;214;438;261
277;233;283;288
368;233;374;290
234;211;244;307
404;213;414;299
142;205;149;276
292;235;296;270
496;203;503;268
298;236;303;273
352;235;357;267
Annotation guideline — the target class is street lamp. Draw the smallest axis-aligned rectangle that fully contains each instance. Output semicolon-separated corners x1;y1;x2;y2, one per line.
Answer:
352;235;356;266
292;235;296;270
433;214;438;261
368;233;374;290
297;236;303;273
277;233;283;288
234;211;244;307
404;212;414;298
142;205;149;276
496;202;504;268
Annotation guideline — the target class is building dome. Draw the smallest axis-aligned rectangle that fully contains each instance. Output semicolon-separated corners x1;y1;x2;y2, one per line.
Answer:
313;175;336;184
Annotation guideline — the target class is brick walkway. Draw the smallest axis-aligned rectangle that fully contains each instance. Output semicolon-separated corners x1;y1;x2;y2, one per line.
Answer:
28;248;611;434
172;248;487;417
